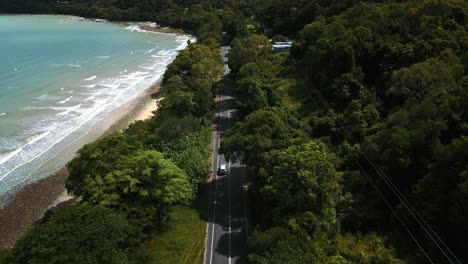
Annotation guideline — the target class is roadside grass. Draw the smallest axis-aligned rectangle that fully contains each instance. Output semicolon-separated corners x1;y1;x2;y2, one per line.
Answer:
132;183;210;264
0;248;10;264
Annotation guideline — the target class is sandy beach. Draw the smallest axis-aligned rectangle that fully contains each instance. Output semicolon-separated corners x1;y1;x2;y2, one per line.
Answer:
0;81;162;249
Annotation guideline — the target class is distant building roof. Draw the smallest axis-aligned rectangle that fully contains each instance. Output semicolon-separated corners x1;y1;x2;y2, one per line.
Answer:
273;41;293;45
272;41;293;53
272;44;292;48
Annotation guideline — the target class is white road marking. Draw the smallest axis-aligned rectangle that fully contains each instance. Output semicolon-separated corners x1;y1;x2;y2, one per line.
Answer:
228;160;232;264
209;94;222;264
204;132;217;264
209;139;219;264
227;100;232;264
242;166;249;237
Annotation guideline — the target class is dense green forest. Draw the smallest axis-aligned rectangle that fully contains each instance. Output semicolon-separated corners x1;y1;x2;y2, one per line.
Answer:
221;0;467;263
0;0;467;263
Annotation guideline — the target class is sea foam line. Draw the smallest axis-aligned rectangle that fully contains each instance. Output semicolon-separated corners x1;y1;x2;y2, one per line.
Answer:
0;149;23;165
26;131;51;145
84;75;97;81
58;96;72;104
125;25;147;33
82;84;96;88
56;104;82;116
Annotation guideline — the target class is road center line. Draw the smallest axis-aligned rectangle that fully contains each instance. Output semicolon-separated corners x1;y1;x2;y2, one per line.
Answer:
227;100;232;264
242;165;249;237
229;160;232;264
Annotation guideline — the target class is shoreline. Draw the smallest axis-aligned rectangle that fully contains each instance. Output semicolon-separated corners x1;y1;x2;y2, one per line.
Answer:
140;25;185;34
0;81;162;249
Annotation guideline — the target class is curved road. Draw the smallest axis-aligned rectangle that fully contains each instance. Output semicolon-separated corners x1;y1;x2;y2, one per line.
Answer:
204;44;248;264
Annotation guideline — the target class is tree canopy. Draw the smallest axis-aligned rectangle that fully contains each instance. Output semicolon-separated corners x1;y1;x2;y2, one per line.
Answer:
8;205;131;264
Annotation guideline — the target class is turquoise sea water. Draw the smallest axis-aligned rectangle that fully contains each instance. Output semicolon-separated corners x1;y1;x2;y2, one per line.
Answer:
0;15;190;201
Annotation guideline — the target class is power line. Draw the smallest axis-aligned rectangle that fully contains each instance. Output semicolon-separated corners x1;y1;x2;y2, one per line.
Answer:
292;58;461;264
289;56;461;264
288;60;434;263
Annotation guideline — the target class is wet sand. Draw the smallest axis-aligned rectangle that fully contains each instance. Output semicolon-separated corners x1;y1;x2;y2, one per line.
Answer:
0;81;162;249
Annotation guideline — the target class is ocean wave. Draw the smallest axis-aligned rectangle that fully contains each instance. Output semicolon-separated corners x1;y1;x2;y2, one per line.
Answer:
101;83;121;89
0;148;23;165
175;35;194;51
125;25;147;33
58;96;72;104
157;49;171;56
26;131;50;145
0;112;5;116
139;65;156;70
36;94;63;102
56;104;82;116
37;94;49;100
83;75;97;81
147;48;156;53
82;84;96;89
21;106;49;111
52;63;81;68
96;56;110;59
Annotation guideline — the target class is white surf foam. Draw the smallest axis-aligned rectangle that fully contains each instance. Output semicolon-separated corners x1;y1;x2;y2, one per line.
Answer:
56;104;82;116
86;94;96;101
125;25;147;33
96;56;110;59
0;112;5;116
21;106;49;111
26;131;50;145
37;94;48;100
84;75;97;81
58;96;72;104
52;63;81;68
82;84;96;89
100;82;121;89
0;149;23;165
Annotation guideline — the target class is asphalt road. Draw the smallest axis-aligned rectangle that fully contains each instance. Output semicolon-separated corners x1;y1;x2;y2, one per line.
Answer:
204;45;248;264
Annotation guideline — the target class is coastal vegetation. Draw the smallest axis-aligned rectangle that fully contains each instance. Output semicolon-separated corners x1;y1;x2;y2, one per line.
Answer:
1;0;467;263
1;1;224;263
8;205;131;264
